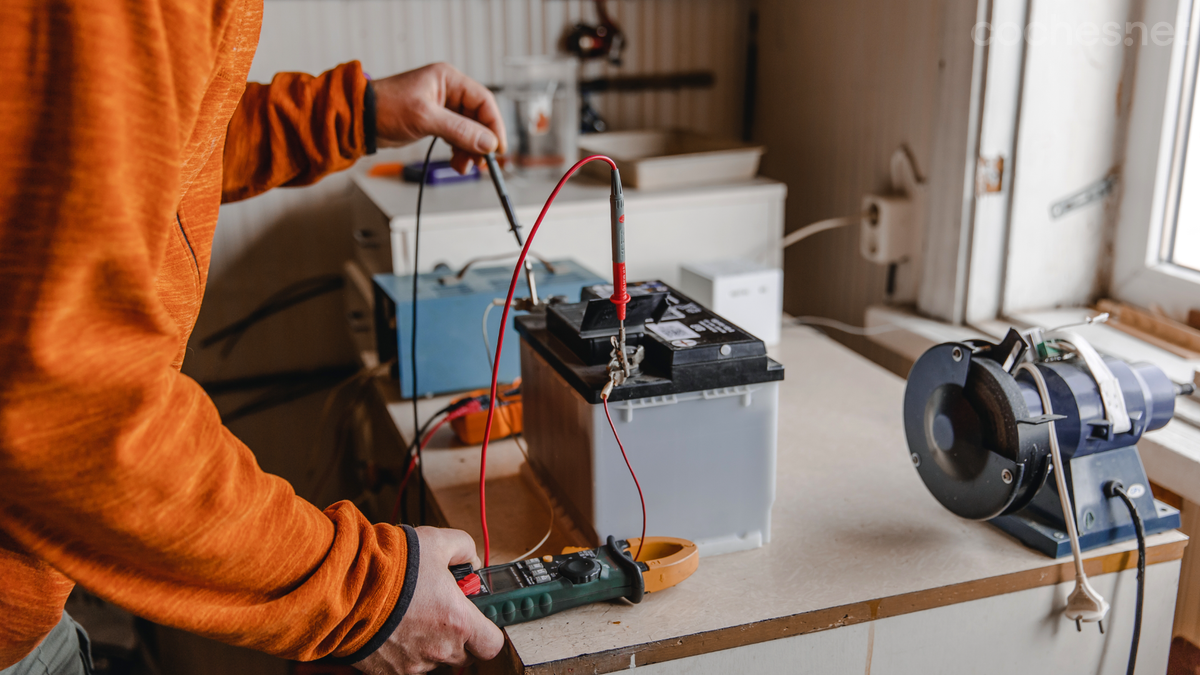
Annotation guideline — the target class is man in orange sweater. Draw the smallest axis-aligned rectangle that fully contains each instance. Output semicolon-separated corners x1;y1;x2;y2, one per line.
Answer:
0;1;507;673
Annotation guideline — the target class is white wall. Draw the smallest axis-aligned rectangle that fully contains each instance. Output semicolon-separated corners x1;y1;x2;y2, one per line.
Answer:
754;0;979;356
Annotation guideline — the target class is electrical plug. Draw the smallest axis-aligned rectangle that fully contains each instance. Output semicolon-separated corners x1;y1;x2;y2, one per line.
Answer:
1064;576;1110;632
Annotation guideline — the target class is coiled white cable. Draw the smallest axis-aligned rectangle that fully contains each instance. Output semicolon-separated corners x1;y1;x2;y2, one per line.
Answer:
1015;362;1110;630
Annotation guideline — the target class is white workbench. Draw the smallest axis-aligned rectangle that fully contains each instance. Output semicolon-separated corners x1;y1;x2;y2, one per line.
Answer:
347;156;787;285
363;324;1185;674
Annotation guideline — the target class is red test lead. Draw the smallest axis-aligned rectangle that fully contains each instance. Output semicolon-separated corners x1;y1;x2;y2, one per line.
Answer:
609;168;629;321
477;155;623;567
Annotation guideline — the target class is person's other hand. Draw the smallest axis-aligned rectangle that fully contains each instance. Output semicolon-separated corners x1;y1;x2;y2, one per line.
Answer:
355;526;504;674
372;63;507;174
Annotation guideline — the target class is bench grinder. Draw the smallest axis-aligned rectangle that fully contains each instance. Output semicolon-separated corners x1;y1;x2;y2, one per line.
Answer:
903;327;1194;557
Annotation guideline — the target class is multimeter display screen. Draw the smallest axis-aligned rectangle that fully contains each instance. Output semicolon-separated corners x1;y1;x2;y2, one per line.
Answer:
480;565;524;594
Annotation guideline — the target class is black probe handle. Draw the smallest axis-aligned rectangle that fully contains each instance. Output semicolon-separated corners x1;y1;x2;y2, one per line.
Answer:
484;153;525;248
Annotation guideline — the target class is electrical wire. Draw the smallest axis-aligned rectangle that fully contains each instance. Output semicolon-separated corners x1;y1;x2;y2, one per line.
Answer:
200;274;345;357
451;251;556;280
480;300;555;562
390;415;451;524
391;396;477;524
603;398;646;562
477;154;620;567
505;415;554;563
1109;484;1146;675
1048;312;1110;333
413;137;438;525
482;300;501;370
781;216;856;249
793;316;901;336
1016;362;1110;629
307;361;392;503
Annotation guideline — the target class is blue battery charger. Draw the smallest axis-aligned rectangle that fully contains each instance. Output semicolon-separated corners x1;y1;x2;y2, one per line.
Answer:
373;259;608;398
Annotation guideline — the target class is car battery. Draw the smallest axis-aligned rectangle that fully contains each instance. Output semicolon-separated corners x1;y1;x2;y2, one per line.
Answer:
515;280;784;556
373;259;606;398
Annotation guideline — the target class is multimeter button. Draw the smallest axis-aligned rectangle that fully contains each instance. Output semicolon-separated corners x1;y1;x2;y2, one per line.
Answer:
457;573;482;596
535;573;551;584
501;601;516;623
520;597;535;619
559;557;601;584
449;563;474;581
542;555;554;563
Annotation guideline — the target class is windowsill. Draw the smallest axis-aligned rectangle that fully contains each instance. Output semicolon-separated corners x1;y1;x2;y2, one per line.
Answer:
864;304;1200;505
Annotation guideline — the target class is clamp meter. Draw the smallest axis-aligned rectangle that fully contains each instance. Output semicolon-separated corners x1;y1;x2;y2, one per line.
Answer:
452;536;698;628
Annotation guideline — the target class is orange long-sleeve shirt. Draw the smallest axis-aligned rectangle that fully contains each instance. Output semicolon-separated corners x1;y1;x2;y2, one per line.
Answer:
0;0;413;667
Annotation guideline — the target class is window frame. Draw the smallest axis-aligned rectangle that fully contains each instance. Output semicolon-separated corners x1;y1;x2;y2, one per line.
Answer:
1113;0;1200;319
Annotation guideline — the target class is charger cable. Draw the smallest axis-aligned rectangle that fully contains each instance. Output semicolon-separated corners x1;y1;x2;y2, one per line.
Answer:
1015;362;1110;631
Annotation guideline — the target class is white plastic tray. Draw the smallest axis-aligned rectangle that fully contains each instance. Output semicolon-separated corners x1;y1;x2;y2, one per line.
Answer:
579;129;764;190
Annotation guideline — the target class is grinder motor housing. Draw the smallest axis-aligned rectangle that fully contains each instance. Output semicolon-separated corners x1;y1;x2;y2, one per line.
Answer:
903;331;1184;557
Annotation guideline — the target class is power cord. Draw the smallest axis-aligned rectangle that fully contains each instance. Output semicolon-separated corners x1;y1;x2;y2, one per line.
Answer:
781;216;856;249
1015;362;1110;630
1105;481;1146;675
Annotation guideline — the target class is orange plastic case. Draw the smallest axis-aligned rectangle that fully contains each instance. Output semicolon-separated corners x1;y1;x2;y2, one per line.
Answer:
450;385;523;445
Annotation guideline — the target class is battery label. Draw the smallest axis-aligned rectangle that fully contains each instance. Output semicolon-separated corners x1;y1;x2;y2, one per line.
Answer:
647;321;702;341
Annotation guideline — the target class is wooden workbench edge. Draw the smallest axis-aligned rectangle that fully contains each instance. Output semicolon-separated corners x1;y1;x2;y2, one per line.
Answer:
516;537;1187;675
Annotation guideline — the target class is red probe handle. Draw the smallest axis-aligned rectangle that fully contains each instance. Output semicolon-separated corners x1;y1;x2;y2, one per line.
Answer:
611;261;629;321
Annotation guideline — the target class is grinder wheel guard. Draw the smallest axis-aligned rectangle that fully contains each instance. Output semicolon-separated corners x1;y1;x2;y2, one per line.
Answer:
903;343;1052;521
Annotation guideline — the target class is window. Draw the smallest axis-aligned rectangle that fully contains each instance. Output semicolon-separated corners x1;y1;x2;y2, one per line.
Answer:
1171;78;1200;273
1114;0;1200;318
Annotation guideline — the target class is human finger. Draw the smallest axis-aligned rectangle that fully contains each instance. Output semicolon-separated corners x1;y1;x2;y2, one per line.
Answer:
422;105;498;159
449;147;475;175
440;65;508;155
462;600;505;660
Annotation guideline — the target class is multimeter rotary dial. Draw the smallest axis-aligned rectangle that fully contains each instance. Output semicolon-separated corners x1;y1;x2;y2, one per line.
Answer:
559;557;601;584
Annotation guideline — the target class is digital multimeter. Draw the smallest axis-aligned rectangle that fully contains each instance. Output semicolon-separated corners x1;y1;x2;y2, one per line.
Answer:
453;535;699;628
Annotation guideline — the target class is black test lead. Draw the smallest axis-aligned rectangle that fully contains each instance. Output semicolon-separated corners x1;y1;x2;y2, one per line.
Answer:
484;153;539;305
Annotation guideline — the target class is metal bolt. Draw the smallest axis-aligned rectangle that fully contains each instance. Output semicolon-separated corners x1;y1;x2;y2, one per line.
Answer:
1001;469;1013;484
952;347;963;362
1053;532;1066;539
911;453;921;467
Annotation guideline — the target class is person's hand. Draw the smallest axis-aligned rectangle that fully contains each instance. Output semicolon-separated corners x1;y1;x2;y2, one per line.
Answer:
372;63;508;175
355;526;504;674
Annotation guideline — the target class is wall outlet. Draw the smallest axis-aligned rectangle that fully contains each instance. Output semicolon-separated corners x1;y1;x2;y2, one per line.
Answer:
859;147;926;272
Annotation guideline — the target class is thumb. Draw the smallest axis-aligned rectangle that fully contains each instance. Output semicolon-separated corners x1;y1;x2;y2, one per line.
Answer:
423;527;482;567
423;105;499;156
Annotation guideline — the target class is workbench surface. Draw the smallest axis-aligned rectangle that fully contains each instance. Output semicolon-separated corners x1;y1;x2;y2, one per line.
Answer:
377;324;1187;673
